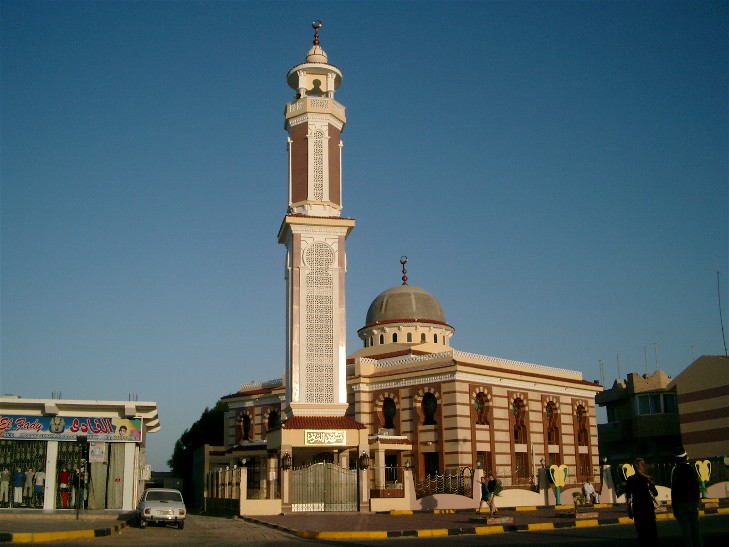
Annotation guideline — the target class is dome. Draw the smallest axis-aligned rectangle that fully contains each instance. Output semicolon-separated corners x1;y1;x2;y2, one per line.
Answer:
364;285;447;327
305;45;328;63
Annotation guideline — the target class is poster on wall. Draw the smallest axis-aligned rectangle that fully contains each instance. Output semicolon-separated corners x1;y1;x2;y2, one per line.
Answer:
89;441;107;463
0;415;142;443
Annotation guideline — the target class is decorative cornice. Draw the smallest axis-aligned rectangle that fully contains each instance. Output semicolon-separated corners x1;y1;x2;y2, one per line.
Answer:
350;370;599;398
452;350;582;380
286;112;345;131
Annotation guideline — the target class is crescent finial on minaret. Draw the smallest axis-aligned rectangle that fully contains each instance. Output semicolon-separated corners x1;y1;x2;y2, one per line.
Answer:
312;20;322;46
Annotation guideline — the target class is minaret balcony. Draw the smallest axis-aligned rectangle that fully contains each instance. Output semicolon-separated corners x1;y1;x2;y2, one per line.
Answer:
286;96;346;125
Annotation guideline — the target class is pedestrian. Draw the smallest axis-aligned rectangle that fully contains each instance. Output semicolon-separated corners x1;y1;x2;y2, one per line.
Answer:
671;448;703;547
486;473;498;516
477;475;490;514
583;477;599;504
625;458;658;545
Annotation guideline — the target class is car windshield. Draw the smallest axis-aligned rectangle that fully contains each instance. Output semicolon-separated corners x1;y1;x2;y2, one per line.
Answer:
146;491;183;503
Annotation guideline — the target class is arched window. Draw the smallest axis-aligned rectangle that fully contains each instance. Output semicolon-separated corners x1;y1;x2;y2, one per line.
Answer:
369;336;373;346
392;333;398;343
546;401;559;444
407;332;413;343
434;334;438;343
421;333;426;343
474;392;489;425
576;405;588;446
512;398;527;444
268;410;280;432
241;414;252;441
379;334;384;345
383;397;397;429
422;393;438;425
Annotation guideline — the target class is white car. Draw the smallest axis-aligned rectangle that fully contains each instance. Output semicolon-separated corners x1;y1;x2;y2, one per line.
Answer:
136;488;186;529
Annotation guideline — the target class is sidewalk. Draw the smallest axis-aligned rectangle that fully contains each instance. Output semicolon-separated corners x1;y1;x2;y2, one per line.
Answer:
244;502;729;541
0;510;132;543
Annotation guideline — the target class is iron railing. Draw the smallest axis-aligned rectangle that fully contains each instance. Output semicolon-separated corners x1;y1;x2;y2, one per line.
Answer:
413;467;474;499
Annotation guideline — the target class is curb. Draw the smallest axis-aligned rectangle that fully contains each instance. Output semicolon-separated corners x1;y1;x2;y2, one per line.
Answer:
243;506;729;541
0;521;129;544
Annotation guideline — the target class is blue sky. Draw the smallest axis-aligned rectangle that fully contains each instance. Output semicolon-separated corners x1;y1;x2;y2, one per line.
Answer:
2;1;727;471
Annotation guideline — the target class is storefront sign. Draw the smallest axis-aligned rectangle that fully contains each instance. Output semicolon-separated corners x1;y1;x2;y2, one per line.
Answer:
304;429;346;445
0;415;142;442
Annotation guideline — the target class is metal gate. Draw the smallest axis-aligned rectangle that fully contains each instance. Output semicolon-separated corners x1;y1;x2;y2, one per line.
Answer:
291;462;358;512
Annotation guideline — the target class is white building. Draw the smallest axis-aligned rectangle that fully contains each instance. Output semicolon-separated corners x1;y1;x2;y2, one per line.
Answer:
0;396;159;511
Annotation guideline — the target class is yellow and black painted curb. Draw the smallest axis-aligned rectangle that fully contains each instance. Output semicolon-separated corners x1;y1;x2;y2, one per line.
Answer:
0;521;129;544
243;506;729;541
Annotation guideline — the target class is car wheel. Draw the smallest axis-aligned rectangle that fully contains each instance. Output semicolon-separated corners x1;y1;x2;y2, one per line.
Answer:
178;520;185;530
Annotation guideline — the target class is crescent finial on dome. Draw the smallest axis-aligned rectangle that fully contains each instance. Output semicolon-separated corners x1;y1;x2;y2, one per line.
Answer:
312;20;322;46
400;256;408;285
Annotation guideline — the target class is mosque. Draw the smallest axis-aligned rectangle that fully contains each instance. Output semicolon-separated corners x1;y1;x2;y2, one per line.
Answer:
203;23;603;513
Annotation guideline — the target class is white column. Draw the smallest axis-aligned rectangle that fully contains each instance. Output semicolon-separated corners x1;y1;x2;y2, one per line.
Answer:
121;443;136;511
44;441;59;510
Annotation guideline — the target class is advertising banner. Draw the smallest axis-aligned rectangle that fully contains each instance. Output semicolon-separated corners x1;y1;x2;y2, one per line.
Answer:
0;415;142;442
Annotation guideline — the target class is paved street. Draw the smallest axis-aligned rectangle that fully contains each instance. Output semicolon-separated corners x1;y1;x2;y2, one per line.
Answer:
15;515;313;546
2;510;727;546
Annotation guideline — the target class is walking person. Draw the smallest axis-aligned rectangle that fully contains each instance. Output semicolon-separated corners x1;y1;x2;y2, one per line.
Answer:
477;475;490;514
671;448;703;547
486;473;498;515
625;458;659;545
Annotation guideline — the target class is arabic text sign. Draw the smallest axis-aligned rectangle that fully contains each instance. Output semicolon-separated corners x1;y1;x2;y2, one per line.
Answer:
0;415;142;442
304;430;346;445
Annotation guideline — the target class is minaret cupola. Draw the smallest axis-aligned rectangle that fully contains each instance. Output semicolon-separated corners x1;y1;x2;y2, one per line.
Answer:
284;21;346;217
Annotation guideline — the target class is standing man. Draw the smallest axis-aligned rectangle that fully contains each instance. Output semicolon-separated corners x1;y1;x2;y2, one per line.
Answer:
671;448;703;547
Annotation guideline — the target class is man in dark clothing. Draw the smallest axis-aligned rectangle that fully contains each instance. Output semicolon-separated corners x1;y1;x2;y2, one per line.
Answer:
671;449;703;547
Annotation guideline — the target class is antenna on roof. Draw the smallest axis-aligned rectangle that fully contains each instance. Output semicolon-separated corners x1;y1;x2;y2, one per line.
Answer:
718;270;728;355
400;256;408;285
599;360;604;385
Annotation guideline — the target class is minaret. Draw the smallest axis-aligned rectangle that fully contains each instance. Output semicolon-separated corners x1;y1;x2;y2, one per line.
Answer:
278;22;354;418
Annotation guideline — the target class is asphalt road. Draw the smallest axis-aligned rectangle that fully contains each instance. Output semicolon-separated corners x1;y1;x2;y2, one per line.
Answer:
43;513;729;546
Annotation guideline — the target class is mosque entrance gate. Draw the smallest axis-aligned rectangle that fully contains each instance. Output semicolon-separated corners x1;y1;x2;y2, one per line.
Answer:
291;462;357;512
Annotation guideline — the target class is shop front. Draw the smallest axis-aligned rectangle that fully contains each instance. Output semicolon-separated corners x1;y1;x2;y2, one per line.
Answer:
0;396;159;511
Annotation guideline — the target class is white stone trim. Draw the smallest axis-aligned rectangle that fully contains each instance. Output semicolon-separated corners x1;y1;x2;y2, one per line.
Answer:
350;370;599;399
